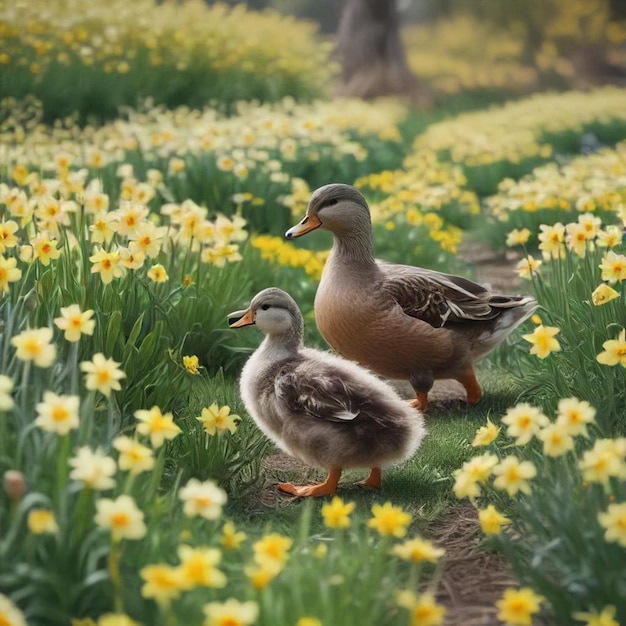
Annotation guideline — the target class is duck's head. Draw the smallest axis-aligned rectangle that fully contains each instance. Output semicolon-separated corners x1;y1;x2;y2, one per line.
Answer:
285;183;371;239
228;287;304;339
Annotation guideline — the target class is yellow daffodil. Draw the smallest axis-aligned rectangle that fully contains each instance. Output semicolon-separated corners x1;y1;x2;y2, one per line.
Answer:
147;263;168;283
179;478;227;520
538;423;575;457
493;456;537;496
89;247;125;284
11;327;56;368
244;559;282;590
515;255;542;279
113;436;155;476
453;453;498;499
197;403;240;436
220;521;247;550
495;587;543;626
391;536;444;563
471;418;500;446
177;545;227;589
478;504;509;535
0;220;19;253
501;403;549;445
35;391;80;435
506;228;531;247
69;446;116;490
367;502;411;538
555;397;596;437
396;590;446;626
27;509;59;535
538;223;565;260
203;598;259;626
321;496;355;529
578;438;626;484
140;563;185;607
0;593;27;626
599;250;626;284
94;495;146;541
0;255;22;293
522;324;561;359
253;533;292;566
0;375;14;411
296;618;322;626
134;405;181;448
31;232;62;266
598;503;626;548
80;353;126;396
183;355;200;375
592;284;620;306
573;604;620;626
596;329;626;367
97;614;141;626
54;304;96;342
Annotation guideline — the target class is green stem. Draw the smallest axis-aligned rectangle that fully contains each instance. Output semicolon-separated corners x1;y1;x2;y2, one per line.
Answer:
109;538;124;613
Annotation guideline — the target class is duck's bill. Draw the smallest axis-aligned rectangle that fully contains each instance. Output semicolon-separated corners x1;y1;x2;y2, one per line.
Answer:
228;308;255;328
285;213;321;239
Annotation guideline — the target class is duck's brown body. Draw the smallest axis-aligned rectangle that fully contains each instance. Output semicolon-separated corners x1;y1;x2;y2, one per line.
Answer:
286;184;537;410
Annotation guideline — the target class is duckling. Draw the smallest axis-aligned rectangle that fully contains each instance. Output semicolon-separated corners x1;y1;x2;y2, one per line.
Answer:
228;287;425;497
285;183;537;412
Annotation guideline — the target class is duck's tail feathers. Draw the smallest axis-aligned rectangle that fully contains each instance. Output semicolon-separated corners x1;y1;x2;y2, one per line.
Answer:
478;295;538;354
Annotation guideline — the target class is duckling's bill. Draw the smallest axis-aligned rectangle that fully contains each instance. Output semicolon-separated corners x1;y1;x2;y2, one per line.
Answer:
285;213;321;238
228;308;255;328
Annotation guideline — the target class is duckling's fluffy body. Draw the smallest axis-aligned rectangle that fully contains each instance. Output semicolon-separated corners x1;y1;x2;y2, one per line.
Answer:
230;288;425;496
286;183;537;410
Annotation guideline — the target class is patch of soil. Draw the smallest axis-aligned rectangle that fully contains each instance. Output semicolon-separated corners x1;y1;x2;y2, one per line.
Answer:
431;501;514;625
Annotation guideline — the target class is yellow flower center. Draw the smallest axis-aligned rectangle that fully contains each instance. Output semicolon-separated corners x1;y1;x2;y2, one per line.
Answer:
96;369;111;385
218;618;241;626
102;259;112;270
52;406;69;422
24;338;42;356
0;612;13;626
111;512;130;528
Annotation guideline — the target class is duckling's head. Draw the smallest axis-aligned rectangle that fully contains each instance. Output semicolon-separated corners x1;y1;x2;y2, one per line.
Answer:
228;288;304;340
285;183;371;239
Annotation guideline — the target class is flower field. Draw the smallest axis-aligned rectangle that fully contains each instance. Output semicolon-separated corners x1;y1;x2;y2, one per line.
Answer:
1;1;626;625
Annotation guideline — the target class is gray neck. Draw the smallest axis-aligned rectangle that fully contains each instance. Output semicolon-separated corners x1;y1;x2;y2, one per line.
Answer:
330;229;377;268
260;329;302;360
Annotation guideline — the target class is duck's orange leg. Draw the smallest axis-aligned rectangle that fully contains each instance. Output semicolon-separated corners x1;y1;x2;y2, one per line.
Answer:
459;370;482;405
278;467;342;498
409;392;429;412
356;467;382;490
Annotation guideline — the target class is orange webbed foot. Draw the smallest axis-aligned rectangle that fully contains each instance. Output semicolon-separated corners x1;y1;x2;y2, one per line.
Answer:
409;392;428;413
277;467;342;498
356;467;382;490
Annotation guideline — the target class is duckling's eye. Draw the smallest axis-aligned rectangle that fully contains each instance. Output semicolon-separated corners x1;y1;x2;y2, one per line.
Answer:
261;304;271;311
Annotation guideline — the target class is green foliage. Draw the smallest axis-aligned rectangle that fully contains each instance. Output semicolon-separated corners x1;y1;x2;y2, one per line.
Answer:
514;238;626;434
0;0;333;122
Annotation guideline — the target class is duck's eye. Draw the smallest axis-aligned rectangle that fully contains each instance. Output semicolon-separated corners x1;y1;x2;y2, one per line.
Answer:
261;304;271;311
323;198;338;207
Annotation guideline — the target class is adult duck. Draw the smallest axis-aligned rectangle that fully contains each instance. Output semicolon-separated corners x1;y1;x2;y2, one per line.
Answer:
285;183;537;411
229;288;425;497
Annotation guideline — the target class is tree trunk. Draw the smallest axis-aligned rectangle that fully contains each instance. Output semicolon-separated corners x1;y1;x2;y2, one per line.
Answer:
334;0;432;104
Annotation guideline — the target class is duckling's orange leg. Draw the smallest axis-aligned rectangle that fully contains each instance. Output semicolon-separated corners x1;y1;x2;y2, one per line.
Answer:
277;467;342;498
459;370;482;405
409;393;428;412
356;467;382;490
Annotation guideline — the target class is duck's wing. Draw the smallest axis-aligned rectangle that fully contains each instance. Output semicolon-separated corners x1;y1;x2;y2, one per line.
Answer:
377;261;499;326
274;362;374;424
